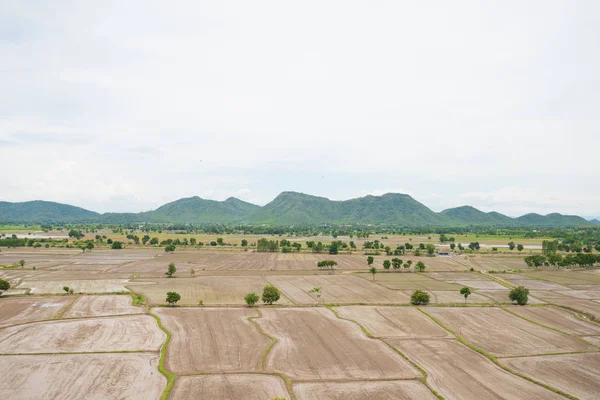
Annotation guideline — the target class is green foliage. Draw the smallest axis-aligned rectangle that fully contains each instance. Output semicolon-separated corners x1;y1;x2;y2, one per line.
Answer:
111;241;123;249
383;259;391;270
415;261;426;272
166;291;181;306
517;244;524;251
460;286;471;303
367;256;374;266
132;293;145;305
165;262;176;277
262;284;281;305
63;286;70;294
19;259;25;268
0;278;10;295
244;292;259;306
411;290;430;305
317;260;337;269
257;238;279;252
426;244;436;255
369;266;377;280
509;286;529;305
164;244;176;252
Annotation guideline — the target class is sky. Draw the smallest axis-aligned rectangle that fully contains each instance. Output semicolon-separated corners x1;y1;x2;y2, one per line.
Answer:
1;1;599;217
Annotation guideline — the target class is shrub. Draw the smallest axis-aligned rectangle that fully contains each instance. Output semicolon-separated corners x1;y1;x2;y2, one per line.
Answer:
262;284;281;305
63;286;70;294
111;241;123;249
509;286;529;305
165;262;176;277
198;299;204;306
244;292;259;306
411;290;430;305
0;278;10;296
166;291;181;306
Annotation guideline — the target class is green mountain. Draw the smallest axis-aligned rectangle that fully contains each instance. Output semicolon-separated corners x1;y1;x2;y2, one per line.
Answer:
0;200;100;223
440;206;514;226
0;193;594;227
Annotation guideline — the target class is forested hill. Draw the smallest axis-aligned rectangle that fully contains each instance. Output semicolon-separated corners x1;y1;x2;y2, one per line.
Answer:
0;192;593;227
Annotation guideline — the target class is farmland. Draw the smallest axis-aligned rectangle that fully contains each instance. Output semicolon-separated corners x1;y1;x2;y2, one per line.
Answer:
1;246;600;399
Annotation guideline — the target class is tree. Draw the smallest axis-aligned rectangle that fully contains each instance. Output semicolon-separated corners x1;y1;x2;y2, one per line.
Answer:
404;260;413;272
468;242;480;251
509;286;529;305
142;235;151;245
19;259;25;269
165;244;176;253
517;244;524;252
411;290;430;305
415;261;426;272
262;284;281;305
367;256;374;267
0;279;10;296
329;243;339;255
150;237;159;245
391;258;402;271
383;260;391;271
166;291;181;306
111;241;123;249
426;244;436;256
86;241;94;251
166;262;176;278
508;241;516;250
63;286;70;294
460;287;471;304
369;266;377;280
244;292;259;306
450;243;456;251
241;239;248;247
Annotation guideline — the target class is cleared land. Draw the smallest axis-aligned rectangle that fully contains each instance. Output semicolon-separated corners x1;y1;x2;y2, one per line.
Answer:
0;296;72;327
129;276;291;305
266;274;410;304
476;290;546;304
154;308;269;373
507;279;570;291
0;315;165;353
391;339;564;400
171;374;289;400
17;279;131;294
0;353;165;399
335;306;453;339
294;380;438;400
523;270;600;286
425;307;593;357
505;305;600;335
551;298;600;319
503;353;600;400
256;308;420;380
63;295;142;318
356;272;463;291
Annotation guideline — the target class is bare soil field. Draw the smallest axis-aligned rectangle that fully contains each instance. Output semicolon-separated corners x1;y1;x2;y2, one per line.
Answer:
524;270;600;286
464;255;529;272
582;336;600;346
0;296;73;327
17;279;131;294
335;306;453;339
154;308;269;373
505;305;600;335
294;380;438;400
129;276;291;305
507;279;570;291
551;298;600;319
556;289;600;300
266;274;411;304
423;290;490;304
63;295;142;318
0;353;165;399
425;307;592;357
452;279;507;290
256;308;420;380
390;339;564;400
356;272;463;291
171;374;289;400
503;353;600;399
477;290;546;304
428;272;494;280
25;270;133;280
0;315;165;353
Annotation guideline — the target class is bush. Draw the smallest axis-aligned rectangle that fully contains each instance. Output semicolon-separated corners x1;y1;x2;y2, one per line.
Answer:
509;286;529;305
262;284;281;305
411;290;430;305
0;278;10;296
165;262;176;277
166;291;181;306
111;241;123;249
244;292;259;306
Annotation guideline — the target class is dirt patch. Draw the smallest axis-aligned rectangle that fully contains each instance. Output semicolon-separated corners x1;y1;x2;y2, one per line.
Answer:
505;305;600;335
426;307;592;357
130;276;291;305
154;307;269;373
424;290;491;304
0;296;73;327
359;272;463;291
64;295;142;318
390;339;564;399
0;353;165;399
0;315;165;353
256;308;420;380
476;290;546;304
294;380;438;400
335;306;452;339
508;279;570;291
582;336;600;346
503;353;600;399
524;270;600;286
453;279;506;290
18;279;131;294
557;290;600;300
171;374;289;400
266;275;410;304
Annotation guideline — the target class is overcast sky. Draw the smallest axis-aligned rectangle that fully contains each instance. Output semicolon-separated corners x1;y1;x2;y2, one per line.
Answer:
1;1;599;217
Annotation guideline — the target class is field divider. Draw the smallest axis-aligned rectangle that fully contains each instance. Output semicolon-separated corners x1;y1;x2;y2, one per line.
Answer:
415;306;580;400
0;349;155;356
53;296;78;319
478;271;514;289
325;306;444;400
149;311;176;400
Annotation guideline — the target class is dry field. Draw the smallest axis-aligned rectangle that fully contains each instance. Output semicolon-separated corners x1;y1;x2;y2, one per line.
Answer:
0;315;165;353
293;380;438;400
0;296;72;327
153;308;269;373
0;353;165;399
503;353;600;399
18;279;131;294
335;306;453;339
63;295;143;318
129;276;292;305
391;339;565;400
505;305;600;335
550;297;600;319
476;290;546;304
464;255;529;271
425;307;593;357
256;308;420;380
356;272;463;291
171;374;289;400
523;270;600;286
266;274;411;304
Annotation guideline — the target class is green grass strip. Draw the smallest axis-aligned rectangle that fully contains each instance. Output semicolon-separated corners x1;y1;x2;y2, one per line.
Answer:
149;312;176;400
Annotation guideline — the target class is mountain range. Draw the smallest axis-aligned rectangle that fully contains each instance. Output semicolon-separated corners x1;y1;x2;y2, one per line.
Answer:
0;192;596;227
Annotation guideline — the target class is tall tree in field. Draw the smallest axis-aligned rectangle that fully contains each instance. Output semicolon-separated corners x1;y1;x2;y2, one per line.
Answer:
165;262;177;278
166;292;181;306
508;241;516;250
415;261;426;272
460;287;471;304
517;244;524;252
0;279;10;296
19;260;25;269
367;256;374;267
369;266;377;280
383;259;391;271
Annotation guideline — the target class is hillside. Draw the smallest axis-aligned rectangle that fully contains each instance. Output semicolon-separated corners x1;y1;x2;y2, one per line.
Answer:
440;206;514;226
515;213;591;227
0;200;100;223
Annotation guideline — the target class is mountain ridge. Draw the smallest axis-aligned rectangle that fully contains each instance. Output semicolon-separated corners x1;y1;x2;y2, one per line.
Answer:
0;192;593;227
